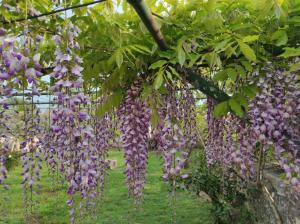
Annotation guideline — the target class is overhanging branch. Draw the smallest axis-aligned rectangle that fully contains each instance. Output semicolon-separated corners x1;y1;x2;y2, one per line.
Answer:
127;0;230;102
179;67;230;102
127;0;169;51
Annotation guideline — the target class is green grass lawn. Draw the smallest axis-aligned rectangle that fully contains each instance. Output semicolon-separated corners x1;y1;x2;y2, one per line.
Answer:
0;151;213;224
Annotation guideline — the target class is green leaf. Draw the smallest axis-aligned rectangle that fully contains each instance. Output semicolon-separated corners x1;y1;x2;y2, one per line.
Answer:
271;30;288;46
242;35;259;43
242;85;258;98
214;38;232;52
204;52;222;68
187;53;201;67
226;68;238;81
115;50;123;68
154;69;164;90
279;47;300;58
110;90;123;107
141;84;152;99
235;64;246;79
151;44;158;55
168;66;181;79
231;23;256;31
232;93;248;111
130;45;152;54
213;70;228;81
225;45;237;58
102;68;122;91
238;41;257;62
124;48;136;61
213;101;229;118
229;98;244;118
289;16;300;24
150;109;160;128
241;60;253;72
158;50;175;59
149;60;167;70
165;70;173;81
289;61;300;72
96;90;123;117
177;46;186;66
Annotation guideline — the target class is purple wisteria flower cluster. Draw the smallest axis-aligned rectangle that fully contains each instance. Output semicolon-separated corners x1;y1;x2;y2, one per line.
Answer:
19;29;44;210
0;132;10;190
0;27;43;192
94;96;114;193
249;67;300;192
180;88;199;154
20;106;43;206
152;91;193;181
42;127;57;173
48;22;98;223
0;109;18;190
118;80;151;202
0;109;20;190
205;97;226;166
206;98;255;177
0;28;33;107
205;67;300;192
0;28;43;94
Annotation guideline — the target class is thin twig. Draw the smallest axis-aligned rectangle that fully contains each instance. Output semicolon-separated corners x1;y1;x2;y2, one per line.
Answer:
0;0;106;24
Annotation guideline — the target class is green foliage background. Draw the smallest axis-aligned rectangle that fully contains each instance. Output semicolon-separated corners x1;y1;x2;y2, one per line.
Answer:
1;0;300;117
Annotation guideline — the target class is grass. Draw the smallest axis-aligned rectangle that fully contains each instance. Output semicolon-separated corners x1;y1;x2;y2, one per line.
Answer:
0;151;213;224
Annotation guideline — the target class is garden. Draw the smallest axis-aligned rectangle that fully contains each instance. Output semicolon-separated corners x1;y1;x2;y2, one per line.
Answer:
0;0;299;223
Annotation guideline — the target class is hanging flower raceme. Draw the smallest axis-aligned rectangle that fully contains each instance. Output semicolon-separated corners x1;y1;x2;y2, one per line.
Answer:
118;80;151;202
42;127;57;173
205;66;300;192
0;28;17;189
94;96;114;193
180;87;199;153
206;97;256;176
18;29;45;211
0;28;43;102
0;133;10;190
0;27;43;191
229;116;256;177
249;68;300;192
153;92;187;181
0;109;20;190
49;22;98;222
20;105;43;202
205;97;226;166
0;28;21;108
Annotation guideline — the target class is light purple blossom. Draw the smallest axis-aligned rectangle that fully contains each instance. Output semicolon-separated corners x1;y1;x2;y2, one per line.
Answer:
118;80;151;202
